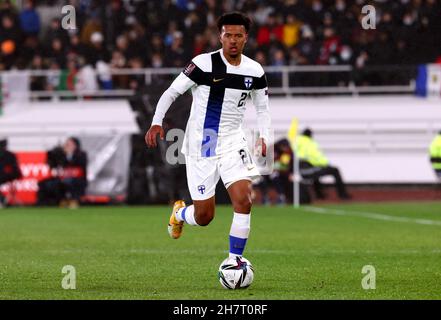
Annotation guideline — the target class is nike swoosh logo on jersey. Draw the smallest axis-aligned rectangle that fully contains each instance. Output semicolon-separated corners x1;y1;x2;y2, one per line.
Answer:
213;78;224;82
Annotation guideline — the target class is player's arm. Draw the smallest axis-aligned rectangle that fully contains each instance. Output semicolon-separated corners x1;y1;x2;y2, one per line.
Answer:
145;62;202;148
250;73;271;157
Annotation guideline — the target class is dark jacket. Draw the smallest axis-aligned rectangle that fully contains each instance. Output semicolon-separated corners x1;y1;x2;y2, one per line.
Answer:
47;147;88;183
0;150;22;185
62;151;88;183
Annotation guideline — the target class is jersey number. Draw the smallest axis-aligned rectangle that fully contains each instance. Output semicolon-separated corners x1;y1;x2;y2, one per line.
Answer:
238;92;247;107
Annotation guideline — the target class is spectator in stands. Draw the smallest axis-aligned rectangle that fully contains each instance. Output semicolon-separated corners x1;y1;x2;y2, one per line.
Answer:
309;0;325;27
59;58;78;93
296;128;351;200
429;130;441;180
184;11;205;37
317;27;341;65
256;14;272;48
80;15;102;46
288;47;308;66
253;2;273;26
0;13;22;68
150;53;163;69
46;37;66;69
150;33;165;58
0;138;22;208
44;18;69;48
296;25;319;65
45;59;61;92
75;57;98;94
254;50;267;66
1;0;441;86
96;60;113;90
20;33;42;65
192;33;207;57
165;31;187;67
0;0;18;21
108;0;128;44
127;57;145;90
283;14;302;49
164;21;180;47
19;0;40;37
268;48;286;87
29;54;48;99
85;31;110;67
109;49;128;88
127;22;149;64
115;34;130;60
67;34;87;61
37;137;88;209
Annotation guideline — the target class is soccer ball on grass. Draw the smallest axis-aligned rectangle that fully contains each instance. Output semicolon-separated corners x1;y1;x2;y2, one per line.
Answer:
218;256;254;289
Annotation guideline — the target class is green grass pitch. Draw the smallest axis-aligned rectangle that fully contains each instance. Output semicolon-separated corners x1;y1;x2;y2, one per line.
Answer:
0;202;440;300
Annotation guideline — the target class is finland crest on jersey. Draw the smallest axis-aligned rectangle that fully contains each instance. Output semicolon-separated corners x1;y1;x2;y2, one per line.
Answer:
244;77;253;89
177;49;268;158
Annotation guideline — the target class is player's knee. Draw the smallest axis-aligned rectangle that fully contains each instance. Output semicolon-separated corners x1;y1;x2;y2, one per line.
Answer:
233;194;252;213
195;208;215;226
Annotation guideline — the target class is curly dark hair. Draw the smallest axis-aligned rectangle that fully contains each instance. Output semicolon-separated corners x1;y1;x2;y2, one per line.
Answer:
217;12;252;33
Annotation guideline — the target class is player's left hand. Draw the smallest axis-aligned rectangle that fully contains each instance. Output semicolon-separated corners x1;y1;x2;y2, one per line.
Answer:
255;137;267;157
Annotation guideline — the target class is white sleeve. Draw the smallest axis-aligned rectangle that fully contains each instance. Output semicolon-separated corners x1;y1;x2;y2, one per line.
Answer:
151;72;196;126
251;87;271;142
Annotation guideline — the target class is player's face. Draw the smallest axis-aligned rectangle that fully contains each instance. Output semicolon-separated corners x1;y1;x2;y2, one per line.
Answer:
219;25;248;58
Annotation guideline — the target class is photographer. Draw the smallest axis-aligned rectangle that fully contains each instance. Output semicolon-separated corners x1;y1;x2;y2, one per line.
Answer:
37;137;88;208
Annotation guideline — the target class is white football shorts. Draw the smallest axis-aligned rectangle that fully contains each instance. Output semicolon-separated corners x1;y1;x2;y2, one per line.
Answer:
185;146;260;201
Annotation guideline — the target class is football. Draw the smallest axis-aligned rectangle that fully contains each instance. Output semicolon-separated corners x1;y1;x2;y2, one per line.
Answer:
218;256;254;289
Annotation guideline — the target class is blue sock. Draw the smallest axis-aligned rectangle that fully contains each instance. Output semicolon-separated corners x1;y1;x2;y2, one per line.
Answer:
229;212;251;258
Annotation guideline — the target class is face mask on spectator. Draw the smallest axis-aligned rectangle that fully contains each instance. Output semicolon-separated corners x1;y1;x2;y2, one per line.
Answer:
152;57;163;68
187;1;196;11
340;46;352;61
312;1;323;11
403;16;413;26
336;1;345;11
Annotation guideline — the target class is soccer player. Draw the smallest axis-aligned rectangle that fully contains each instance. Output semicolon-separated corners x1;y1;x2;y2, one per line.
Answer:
145;12;270;260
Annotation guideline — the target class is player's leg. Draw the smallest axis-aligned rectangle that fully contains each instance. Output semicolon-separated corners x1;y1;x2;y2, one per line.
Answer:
226;179;253;258
168;156;219;239
173;197;216;227
193;197;216;225
221;147;260;258
227;179;253;213
175;197;216;226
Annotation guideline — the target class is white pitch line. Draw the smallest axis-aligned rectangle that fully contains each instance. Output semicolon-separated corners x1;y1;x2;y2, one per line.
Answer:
304;206;441;226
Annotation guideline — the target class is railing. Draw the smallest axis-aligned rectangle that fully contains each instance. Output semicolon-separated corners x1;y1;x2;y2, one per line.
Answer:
0;65;417;101
270;117;440;155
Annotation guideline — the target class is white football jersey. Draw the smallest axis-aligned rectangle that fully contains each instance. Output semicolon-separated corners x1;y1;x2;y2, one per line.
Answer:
162;49;269;158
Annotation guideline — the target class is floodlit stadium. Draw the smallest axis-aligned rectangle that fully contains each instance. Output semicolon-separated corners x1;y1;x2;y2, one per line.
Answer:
0;0;440;302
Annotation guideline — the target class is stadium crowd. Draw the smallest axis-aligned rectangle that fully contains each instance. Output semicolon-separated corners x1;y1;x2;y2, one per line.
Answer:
1;0;441;91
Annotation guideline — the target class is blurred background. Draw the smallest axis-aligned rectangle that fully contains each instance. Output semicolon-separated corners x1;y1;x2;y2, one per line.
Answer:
0;0;440;208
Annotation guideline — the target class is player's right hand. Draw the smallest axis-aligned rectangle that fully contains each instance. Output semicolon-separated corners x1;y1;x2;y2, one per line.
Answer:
145;125;164;148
